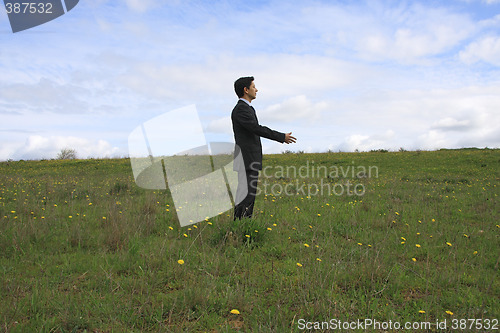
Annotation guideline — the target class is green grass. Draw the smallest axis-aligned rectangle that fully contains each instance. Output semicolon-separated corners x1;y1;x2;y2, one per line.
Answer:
0;149;498;332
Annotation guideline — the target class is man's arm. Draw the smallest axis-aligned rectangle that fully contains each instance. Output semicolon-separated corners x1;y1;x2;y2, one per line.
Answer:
235;106;286;143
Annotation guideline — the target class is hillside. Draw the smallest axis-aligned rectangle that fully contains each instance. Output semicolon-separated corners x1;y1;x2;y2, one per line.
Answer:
0;149;498;331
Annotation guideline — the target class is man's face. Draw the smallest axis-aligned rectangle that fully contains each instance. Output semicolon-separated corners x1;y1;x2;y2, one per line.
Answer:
244;81;258;100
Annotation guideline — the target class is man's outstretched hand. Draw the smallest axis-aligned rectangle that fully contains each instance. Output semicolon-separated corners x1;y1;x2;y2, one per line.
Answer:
284;132;297;144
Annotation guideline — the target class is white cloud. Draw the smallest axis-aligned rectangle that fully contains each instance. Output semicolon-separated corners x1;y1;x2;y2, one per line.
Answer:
299;2;475;64
124;0;182;13
416;130;450;150
478;14;500;28
362;6;474;63
0;78;90;114
0;5;7;24
337;130;396;152
260;95;327;123
1;1;500;161
460;35;500;66
431;117;477;131
205;116;232;135
292;84;500;152
125;0;156;13
456;126;500;147
454;0;500;5
7;135;121;160
0;142;19;161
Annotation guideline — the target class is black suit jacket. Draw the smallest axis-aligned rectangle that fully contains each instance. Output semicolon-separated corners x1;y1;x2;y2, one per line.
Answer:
231;99;285;171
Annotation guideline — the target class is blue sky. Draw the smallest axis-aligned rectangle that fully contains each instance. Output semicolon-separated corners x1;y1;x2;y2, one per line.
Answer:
1;0;500;160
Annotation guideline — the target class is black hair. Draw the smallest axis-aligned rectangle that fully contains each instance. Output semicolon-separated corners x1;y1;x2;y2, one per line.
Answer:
234;76;254;98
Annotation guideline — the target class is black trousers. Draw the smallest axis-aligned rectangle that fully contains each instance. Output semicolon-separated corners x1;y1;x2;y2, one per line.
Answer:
233;169;259;220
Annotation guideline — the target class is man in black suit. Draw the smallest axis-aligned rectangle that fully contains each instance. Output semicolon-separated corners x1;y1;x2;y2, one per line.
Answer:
231;76;296;220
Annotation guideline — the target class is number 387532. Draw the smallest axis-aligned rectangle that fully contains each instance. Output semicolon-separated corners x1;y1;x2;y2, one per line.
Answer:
5;2;53;14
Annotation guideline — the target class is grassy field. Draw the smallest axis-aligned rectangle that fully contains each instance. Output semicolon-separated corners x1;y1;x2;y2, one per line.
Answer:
0;149;498;332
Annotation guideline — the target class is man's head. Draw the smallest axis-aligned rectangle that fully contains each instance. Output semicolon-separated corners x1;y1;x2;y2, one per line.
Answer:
234;76;258;101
